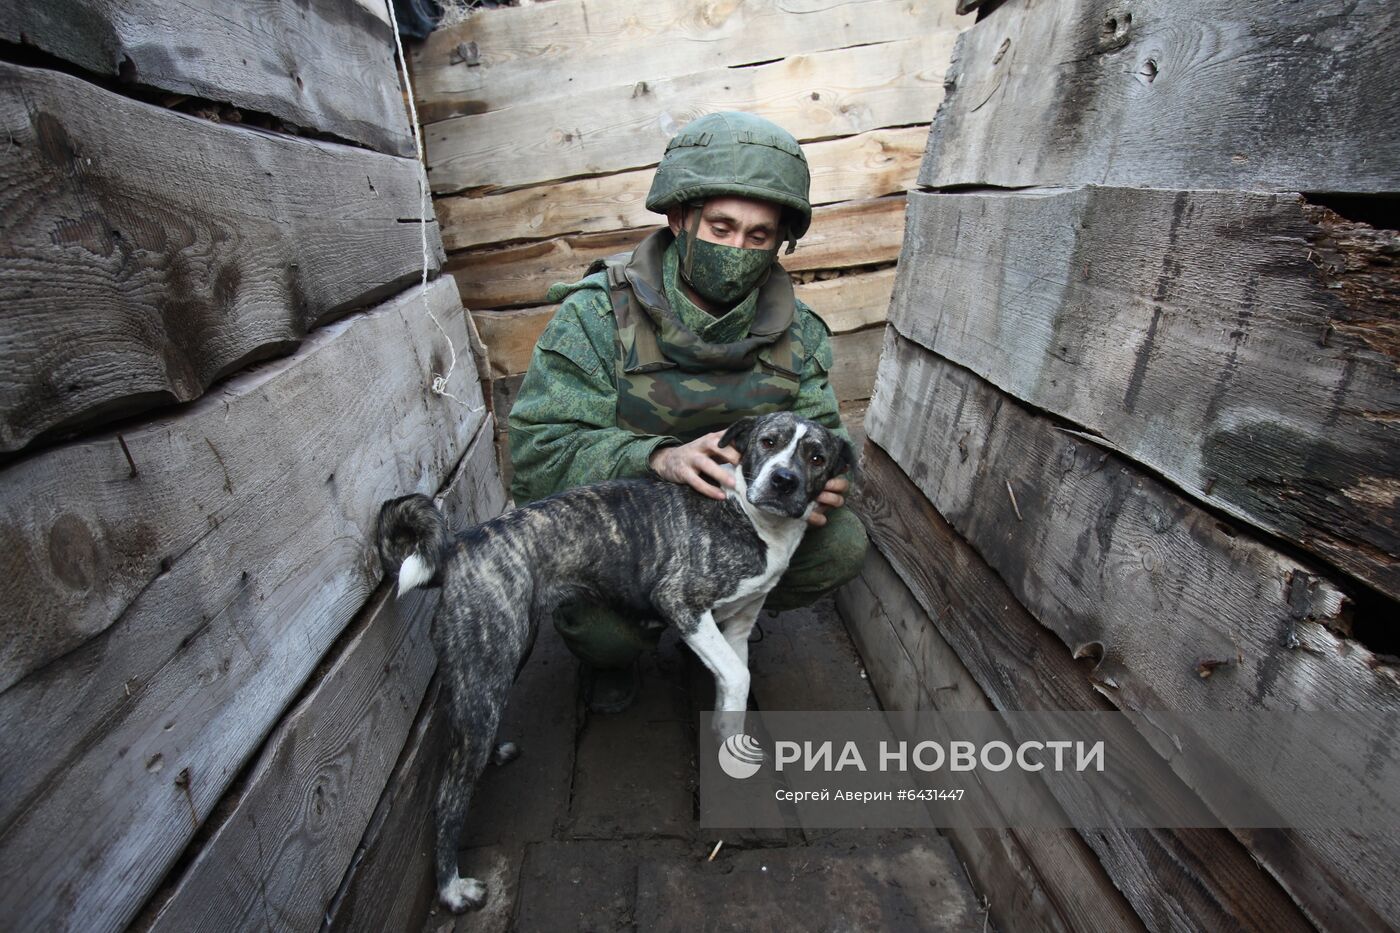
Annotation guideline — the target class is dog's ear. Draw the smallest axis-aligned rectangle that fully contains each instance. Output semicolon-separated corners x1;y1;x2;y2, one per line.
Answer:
719;416;757;454
832;435;858;480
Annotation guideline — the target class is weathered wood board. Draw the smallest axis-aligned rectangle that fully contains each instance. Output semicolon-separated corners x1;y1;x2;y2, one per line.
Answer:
448;196;905;309
891;186;1400;602
0;0;413;155
836;551;1146;933
143;417;504;931
0;279;484;931
852;443;1369;931
425;35;957;194
147;583;439;932
0;61;441;454
412;0;966;123
323;678;446;933
437;127;927;251
868;337;1400;921
921;0;1400;191
827;327;884;407
634;842;980;932
0;277;474;693
799;267;896;336
473;267;894;378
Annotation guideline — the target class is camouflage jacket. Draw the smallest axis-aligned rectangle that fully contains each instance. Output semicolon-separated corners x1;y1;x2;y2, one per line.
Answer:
508;229;848;504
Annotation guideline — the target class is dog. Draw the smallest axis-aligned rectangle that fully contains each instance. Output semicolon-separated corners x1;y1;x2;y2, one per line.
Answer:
375;411;854;912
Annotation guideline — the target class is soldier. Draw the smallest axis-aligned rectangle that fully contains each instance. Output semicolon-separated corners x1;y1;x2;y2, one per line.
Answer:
508;111;868;711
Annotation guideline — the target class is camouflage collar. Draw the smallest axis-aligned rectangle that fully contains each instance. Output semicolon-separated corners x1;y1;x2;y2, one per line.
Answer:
620;229;795;372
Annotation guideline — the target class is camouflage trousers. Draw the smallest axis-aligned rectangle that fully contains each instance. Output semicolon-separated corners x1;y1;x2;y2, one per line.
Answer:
554;506;869;668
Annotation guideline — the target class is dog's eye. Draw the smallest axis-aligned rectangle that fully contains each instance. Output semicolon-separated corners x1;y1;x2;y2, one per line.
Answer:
809;453;826;466
759;437;776;449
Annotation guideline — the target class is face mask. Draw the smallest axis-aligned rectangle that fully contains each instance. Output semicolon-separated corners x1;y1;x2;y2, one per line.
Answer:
676;225;779;307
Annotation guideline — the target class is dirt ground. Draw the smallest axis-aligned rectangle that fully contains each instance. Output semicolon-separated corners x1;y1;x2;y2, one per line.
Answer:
422;597;986;932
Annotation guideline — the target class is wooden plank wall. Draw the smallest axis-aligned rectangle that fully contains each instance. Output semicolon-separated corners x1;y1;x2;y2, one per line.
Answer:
837;1;1400;931
0;3;505;930
409;0;972;484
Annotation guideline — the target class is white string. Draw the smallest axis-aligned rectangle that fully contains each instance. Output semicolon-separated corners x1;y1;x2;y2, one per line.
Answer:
385;0;480;410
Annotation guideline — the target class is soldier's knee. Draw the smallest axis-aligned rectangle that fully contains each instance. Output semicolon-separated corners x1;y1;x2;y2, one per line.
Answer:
822;508;870;588
554;605;653;668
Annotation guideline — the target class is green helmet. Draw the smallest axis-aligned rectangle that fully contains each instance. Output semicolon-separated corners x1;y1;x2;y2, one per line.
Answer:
646;111;812;240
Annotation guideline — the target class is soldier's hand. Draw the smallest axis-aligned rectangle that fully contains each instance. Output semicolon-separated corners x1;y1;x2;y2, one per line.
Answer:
648;431;739;500
806;477;849;527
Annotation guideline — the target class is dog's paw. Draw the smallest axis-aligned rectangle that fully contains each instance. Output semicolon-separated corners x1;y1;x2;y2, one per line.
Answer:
440;875;488;913
491;741;520;766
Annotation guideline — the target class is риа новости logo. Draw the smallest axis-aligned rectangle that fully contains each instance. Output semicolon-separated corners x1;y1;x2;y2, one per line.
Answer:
718;733;764;779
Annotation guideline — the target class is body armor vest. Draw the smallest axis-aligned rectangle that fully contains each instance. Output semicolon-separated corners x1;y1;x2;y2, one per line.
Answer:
586;230;806;441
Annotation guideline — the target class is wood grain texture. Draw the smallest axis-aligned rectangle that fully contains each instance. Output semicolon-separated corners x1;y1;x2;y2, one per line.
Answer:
836;550;1145;933
828;327;884;405
471;266;894;379
0;276;473;694
147;583;439;932
449;196;905;309
867;337;1400;923
921;0;1400;191
324;677;447;933
412;0;967;123
799;267;896;336
0;279;484;932
425;35;957;195
891;186;1400;602
853;443;1343;932
144;417;504;932
0;61;441;454
0;0;413;155
437;127;927;251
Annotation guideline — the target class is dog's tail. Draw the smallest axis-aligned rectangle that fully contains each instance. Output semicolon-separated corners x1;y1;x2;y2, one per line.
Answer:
376;494;453;596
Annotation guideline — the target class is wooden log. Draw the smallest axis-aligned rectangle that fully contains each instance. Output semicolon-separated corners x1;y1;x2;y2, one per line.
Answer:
854;442;1340;931
0;0;413;155
448;196;905;310
0;61;441;454
798;267;896;336
836;551;1145;933
828;327;884;405
437;127;927;251
473;307;554;379
147;583;438;931
0;276;476;693
890;186;1400;601
412;0;967;124
867;337;1400;924
142;417;504;931
322;421;510;933
921;0;1400;191
324;678;447;933
471;266;894;379
425;35;958;194
0;278;485;932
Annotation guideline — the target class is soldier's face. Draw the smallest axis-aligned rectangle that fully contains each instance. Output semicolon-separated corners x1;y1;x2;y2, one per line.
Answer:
669;196;782;251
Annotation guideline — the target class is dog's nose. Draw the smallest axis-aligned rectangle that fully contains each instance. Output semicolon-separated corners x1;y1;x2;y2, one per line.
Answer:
771;468;799;493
